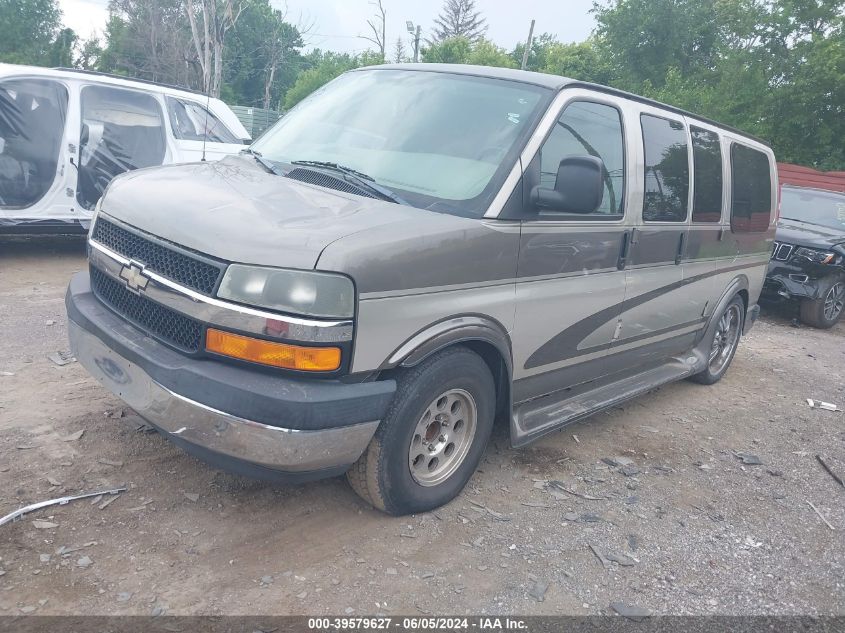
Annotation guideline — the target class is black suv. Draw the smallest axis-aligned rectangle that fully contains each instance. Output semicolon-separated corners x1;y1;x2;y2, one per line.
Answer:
763;185;845;328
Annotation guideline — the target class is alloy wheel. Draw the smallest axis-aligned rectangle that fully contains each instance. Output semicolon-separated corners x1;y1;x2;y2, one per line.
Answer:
823;282;845;322
708;304;742;374
408;388;478;487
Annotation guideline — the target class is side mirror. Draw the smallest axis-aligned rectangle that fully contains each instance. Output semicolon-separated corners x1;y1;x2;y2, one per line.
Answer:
531;155;605;214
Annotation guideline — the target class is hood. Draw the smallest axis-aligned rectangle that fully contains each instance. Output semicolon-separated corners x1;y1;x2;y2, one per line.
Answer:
100;155;422;269
775;218;845;251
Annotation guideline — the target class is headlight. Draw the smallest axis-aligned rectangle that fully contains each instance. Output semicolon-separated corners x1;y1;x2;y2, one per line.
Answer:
792;247;836;265
217;264;354;318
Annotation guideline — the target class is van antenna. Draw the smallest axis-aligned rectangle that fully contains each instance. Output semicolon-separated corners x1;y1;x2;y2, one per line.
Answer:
201;88;211;161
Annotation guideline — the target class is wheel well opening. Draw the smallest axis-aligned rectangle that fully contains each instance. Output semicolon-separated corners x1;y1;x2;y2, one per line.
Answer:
737;289;749;320
379;340;513;431
460;340;511;429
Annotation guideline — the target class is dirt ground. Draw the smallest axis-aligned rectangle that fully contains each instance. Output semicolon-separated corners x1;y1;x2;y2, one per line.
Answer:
0;236;843;617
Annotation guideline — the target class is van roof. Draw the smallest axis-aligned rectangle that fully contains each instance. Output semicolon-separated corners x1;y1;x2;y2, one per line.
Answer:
362;63;771;148
0;63;251;140
52;67;206;96
0;63;205;100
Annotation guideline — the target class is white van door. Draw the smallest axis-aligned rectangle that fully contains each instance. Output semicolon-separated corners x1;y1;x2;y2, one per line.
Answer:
163;96;246;163
0;76;76;225
76;84;169;213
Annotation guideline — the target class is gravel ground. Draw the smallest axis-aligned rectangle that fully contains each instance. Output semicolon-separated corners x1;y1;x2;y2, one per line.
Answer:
0;236;843;617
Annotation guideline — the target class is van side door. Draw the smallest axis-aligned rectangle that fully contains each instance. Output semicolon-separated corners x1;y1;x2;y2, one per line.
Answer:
0;76;72;222
614;106;701;361
683;121;734;322
511;91;632;404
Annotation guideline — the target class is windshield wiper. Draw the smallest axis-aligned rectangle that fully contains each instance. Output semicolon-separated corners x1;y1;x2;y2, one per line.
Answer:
290;160;407;205
242;148;282;175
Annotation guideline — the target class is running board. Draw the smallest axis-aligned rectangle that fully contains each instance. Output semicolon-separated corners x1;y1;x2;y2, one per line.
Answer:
511;352;705;447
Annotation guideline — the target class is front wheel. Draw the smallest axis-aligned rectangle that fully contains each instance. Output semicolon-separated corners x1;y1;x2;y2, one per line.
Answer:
689;295;744;385
347;346;495;516
799;278;845;329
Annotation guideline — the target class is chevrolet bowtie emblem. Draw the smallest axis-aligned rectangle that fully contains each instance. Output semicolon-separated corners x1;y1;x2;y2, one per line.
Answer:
119;261;150;293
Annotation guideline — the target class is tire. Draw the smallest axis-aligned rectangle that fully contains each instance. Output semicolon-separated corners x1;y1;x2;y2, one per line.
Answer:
347;346;496;516
799;277;845;329
689;295;745;385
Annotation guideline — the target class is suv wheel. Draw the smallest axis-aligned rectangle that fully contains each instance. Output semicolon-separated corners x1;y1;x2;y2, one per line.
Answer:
690;295;744;385
799;278;845;329
347;346;495;516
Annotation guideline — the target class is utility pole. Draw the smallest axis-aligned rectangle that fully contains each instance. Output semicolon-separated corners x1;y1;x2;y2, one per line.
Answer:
520;19;535;70
407;21;421;62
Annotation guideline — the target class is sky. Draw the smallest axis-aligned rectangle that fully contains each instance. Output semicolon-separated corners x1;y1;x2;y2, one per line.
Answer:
58;0;599;54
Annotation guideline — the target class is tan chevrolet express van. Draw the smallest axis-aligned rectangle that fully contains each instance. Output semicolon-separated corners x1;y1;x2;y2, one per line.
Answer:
66;64;777;515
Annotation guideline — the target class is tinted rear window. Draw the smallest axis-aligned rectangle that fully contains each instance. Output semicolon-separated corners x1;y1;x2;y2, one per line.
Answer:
690;127;722;222
730;144;772;232
641;114;689;222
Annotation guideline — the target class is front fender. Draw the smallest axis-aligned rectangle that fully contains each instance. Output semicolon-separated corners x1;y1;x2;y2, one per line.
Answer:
381;315;513;379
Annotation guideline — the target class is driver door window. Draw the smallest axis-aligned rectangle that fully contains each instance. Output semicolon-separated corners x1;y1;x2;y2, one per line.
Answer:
538;100;625;217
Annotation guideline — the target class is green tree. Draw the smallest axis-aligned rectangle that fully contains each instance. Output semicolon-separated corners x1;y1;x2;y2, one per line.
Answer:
510;32;558;72
76;37;103;70
431;0;487;42
99;0;196;86
591;0;770;91
467;39;516;67
541;40;612;83
763;26;845;169
49;27;78;67
594;0;845;169
222;0;303;109
0;0;62;65
422;36;515;67
421;36;472;63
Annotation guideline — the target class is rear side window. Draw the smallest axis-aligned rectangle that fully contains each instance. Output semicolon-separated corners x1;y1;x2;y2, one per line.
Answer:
690;126;722;222
539;101;626;216
730;143;772;232
166;96;239;144
641;114;689;222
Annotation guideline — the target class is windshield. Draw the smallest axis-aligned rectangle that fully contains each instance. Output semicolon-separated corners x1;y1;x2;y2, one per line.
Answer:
781;186;845;232
251;69;550;216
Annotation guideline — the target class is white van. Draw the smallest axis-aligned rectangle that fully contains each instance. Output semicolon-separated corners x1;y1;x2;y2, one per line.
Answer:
0;64;250;233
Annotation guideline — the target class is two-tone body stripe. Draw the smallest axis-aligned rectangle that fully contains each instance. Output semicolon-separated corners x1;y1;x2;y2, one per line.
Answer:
524;260;763;370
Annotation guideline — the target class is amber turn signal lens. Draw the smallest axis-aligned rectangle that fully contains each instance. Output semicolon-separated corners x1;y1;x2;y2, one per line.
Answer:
206;329;341;371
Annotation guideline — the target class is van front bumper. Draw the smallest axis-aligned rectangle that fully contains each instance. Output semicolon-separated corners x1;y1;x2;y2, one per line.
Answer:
66;272;395;482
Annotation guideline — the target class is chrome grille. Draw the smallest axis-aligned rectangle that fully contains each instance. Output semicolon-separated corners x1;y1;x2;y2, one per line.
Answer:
92;218;224;295
90;266;203;352
771;241;794;261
